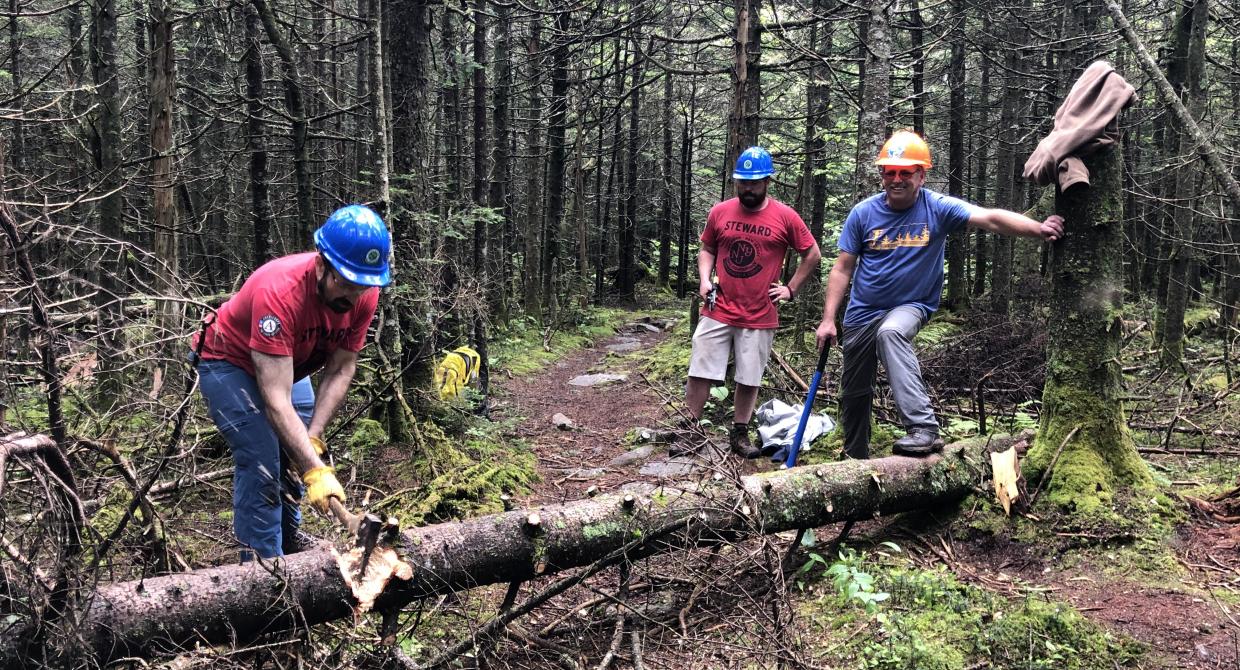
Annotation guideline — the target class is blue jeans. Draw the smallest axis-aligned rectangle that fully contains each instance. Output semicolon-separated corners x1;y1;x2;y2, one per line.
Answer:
194;356;315;559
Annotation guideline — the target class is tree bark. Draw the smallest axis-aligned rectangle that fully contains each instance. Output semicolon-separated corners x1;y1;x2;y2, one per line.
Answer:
541;6;571;316
244;5;272;268
724;0;761;198
944;0;967;310
522;15;544;318
5;438;1008;666
657;70;674;288
1026;146;1152;513
853;0;890;201
148;0;178;337
1154;0;1207;369
251;0;314;239
616;29;643;302
92;0;126;410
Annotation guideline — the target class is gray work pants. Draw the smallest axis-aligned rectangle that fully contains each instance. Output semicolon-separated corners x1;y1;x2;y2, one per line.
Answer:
839;306;937;459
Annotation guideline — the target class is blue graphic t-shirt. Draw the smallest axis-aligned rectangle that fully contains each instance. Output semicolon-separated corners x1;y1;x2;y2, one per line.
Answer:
838;188;976;327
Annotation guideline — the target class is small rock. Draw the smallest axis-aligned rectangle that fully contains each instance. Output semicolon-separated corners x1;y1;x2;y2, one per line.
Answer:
609;445;658;467
628;427;677;444
606;340;643;353
568;373;627;387
624;322;661;333
551;413;574;430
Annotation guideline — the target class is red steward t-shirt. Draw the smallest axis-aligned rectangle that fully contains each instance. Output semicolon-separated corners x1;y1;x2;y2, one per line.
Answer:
192;253;379;380
700;198;815;329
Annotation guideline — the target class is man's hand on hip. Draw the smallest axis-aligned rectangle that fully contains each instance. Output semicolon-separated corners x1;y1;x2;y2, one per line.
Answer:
303;466;345;513
1040;214;1065;241
768;283;793;303
815;320;837;350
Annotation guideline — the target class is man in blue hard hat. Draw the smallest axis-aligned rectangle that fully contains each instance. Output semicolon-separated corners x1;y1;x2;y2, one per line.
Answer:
190;205;391;560
676;147;822;459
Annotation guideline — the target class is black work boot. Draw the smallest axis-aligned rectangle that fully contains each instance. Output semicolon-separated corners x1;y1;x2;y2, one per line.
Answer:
729;423;761;459
892;429;944;456
283;529;330;555
668;416;702;457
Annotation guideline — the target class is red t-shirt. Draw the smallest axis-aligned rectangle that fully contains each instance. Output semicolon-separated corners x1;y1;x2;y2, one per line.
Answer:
700;198;815;329
192;253;379;380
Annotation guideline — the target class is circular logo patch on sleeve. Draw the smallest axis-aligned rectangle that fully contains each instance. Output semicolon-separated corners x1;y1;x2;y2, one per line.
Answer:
257;314;282;338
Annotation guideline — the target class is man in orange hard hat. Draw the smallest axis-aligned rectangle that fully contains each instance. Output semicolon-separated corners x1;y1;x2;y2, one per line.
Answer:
816;131;1063;458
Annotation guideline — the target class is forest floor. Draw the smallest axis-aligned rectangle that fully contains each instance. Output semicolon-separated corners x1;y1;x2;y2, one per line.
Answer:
489;308;1240;669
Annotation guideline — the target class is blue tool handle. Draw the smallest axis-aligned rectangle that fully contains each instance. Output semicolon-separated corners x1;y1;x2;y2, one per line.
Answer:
783;343;832;469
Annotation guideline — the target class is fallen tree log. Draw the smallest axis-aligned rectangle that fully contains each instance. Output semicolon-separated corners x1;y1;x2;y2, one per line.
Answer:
1;436;1012;667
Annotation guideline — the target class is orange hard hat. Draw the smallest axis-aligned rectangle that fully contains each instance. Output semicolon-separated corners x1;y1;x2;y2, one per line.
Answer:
875;130;932;168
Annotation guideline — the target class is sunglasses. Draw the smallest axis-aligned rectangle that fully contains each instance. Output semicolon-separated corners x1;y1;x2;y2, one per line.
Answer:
880;169;919;180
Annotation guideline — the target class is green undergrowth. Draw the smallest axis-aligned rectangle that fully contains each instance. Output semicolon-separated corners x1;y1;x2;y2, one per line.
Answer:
373;415;539;527
796;547;1146;669
950;478;1189;591
489;308;633;375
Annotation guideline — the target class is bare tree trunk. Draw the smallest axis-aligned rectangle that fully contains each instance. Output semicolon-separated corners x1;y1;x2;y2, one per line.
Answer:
944;0;968;311
676;77;697;300
988;8;1022;315
541;6;571;318
489;0;513;323
244;5;272;268
471;0;491;411
92;0;126;409
149;0;179;341
657;71;674;288
616;28;643;302
724;0;761;198
8;439;1008;666
908;0;924;134
1154;0;1208;369
251;0;314;239
522;15;544;317
8;0;24;175
972;56;992;299
854;0;890;200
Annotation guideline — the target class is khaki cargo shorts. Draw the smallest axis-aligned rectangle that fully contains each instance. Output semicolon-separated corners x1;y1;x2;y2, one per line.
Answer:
687;316;776;387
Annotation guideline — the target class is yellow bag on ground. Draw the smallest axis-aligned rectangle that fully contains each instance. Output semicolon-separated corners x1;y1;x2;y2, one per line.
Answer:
434;346;481;400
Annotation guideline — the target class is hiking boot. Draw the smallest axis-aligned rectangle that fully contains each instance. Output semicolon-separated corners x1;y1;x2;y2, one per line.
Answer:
668;416;703;457
283;529;330;555
892;429;944;456
729;423;761;459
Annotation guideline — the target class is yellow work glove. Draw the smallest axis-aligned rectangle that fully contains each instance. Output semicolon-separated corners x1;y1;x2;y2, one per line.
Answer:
302;465;345;514
309;436;327;457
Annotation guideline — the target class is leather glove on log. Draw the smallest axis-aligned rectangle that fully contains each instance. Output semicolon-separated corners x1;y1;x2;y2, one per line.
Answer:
303;465;345;513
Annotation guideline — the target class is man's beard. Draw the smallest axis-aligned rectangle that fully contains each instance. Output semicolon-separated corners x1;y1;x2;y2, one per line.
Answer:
318;274;354;313
739;191;765;209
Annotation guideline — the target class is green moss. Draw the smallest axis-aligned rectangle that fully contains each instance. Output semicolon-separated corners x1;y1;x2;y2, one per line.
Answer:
489;308;635;376
581;521;624;541
1027;383;1153;517
378;420;539;526
635;323;692;384
346;418;388;460
798;558;1145;669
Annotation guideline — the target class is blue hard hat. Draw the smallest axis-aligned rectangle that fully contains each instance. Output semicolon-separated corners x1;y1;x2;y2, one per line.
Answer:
314;205;392;287
732;146;775;180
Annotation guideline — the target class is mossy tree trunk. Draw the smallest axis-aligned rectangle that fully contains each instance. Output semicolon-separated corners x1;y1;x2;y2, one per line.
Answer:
1027;146;1152;513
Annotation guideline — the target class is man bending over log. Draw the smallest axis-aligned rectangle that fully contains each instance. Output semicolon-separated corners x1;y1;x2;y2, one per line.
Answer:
190;205;391;560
